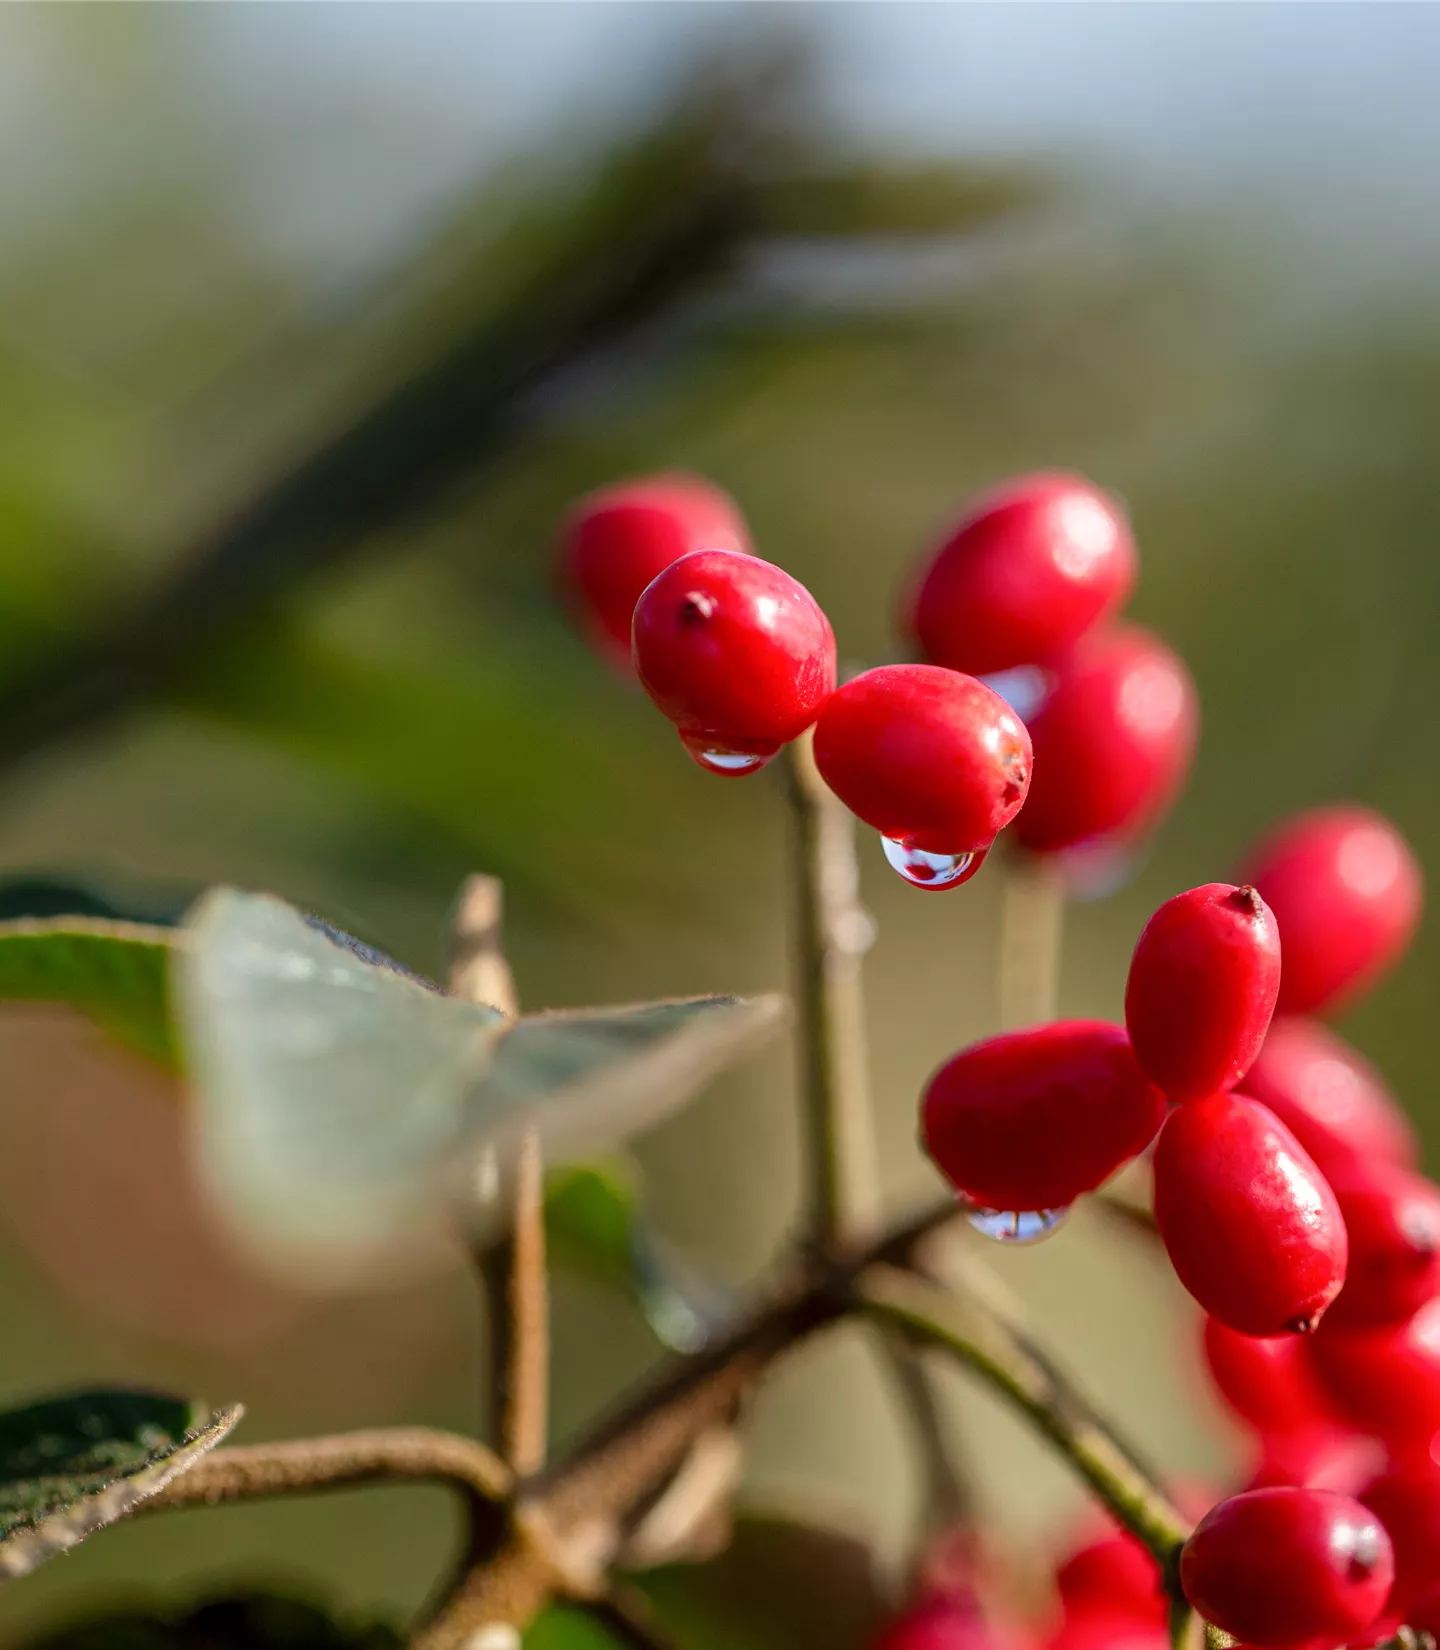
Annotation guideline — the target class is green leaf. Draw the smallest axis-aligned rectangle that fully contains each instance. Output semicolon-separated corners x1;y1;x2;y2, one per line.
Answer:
176;887;505;1279
0;1389;243;1579
545;1160;724;1353
0;915;175;1065
175;888;785;1284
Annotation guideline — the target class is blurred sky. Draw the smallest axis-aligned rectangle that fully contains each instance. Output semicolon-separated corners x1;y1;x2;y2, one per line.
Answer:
6;5;1440;286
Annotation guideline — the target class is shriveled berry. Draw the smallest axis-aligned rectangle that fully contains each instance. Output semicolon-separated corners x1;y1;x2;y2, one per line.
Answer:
1125;883;1281;1102
1011;626;1197;855
1238;806;1423;1017
632;548;835;773
1153;1093;1348;1336
1324;1165;1440;1330
922;1022;1165;1216
1310;1296;1440;1447
1202;1317;1336;1439
905;472;1137;677
1361;1461;1440;1616
559;473;750;670
1242;1018;1418;1184
813;664;1032;859
1179;1487;1393;1647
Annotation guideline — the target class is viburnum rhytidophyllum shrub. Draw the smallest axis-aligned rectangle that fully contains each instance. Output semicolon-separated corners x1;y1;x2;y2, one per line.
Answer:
0;468;1430;1650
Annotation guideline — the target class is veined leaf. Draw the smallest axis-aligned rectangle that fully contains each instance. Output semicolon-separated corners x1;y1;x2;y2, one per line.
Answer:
0;1389;242;1579
177;888;505;1275
175;888;785;1285
0;916;175;1065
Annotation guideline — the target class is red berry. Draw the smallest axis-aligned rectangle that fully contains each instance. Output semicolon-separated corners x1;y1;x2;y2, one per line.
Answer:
1408;1582;1440;1639
559;473;750;670
1241;1018;1418;1184
1044;1617;1163;1650
1324;1166;1440;1331
1237;806;1423;1017
1153;1094;1348;1336
632;549;835;773
1125;883;1282;1102
1202;1317;1336;1439
1055;1532;1165;1627
1179;1487;1393;1647
872;1597;1006;1650
905;472;1137;677
1245;1427;1384;1499
1310;1297;1440;1448
922;1022;1165;1216
1011;626;1198;856
812;664;1032;875
1361;1461;1440;1616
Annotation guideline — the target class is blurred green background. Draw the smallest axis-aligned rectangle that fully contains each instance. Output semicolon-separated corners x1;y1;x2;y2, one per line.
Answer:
0;4;1437;1644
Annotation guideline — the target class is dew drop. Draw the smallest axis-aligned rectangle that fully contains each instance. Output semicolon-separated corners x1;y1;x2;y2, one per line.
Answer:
679;731;775;776
965;1205;1070;1244
881;837;988;889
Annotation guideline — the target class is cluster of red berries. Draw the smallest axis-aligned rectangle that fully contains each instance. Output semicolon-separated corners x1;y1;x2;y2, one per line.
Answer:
557;468;1434;1647
559;468;1191;886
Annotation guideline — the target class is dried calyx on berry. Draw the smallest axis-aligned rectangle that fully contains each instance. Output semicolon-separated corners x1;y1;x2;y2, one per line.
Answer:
812;663;1031;889
558;472;751;672
1124;881;1281;1103
632;547;836;775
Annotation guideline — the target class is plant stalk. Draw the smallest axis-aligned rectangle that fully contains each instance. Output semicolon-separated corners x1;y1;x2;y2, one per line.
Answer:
998;851;1064;1030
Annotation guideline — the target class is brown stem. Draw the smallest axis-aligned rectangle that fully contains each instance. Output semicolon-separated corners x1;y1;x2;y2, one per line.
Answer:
143;1429;511;1521
586;1584;687;1650
784;731;879;1250
998;851;1064;1030
450;876;549;1479
879;1334;974;1534
856;1265;1191;1571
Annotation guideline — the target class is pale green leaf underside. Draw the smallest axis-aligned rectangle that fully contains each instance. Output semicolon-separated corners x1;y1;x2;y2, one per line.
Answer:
174;888;785;1280
0;917;175;1066
0;1389;242;1579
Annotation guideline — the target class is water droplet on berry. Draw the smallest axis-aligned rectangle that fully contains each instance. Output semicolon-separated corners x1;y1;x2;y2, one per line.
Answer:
965;1204;1069;1244
678;732;775;776
881;837;988;889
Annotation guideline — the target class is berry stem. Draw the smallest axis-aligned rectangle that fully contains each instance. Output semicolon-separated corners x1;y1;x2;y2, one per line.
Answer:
1168;1596;1196;1650
998;851;1064;1029
856;1264;1191;1570
450;877;550;1479
784;729;880;1250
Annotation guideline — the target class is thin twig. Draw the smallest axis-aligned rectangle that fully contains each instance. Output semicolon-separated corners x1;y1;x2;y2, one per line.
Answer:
879;1335;974;1534
143;1429;510;1522
856;1264;1191;1572
449;875;549;1480
783;730;880;1251
998;851;1064;1030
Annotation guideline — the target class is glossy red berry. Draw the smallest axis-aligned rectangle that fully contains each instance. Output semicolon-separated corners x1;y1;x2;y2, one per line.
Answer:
1044;1616;1163;1650
1238;806;1423;1017
1310;1296;1440;1447
1408;1582;1440;1639
812;664;1031;883
1245;1427;1384;1499
559;473;750;670
1179;1487;1393;1647
1361;1461;1440;1616
922;1022;1165;1217
1153;1093;1348;1336
1241;1017;1418;1184
1125;883;1281;1102
1324;1166;1440;1330
632;548;835;774
905;472;1137;677
1055;1531;1165;1627
1202;1316;1336;1439
1011;626;1198;856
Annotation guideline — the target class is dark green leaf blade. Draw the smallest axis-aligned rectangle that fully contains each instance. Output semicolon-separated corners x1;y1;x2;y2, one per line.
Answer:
0;1390;243;1579
0;917;175;1066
